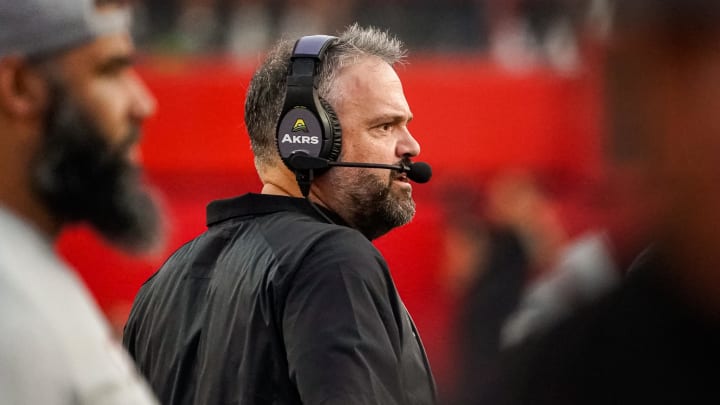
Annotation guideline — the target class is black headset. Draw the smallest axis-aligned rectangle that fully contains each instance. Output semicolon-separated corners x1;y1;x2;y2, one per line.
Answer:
276;35;342;176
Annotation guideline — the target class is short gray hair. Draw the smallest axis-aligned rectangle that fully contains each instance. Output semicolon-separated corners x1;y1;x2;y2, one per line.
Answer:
244;23;406;170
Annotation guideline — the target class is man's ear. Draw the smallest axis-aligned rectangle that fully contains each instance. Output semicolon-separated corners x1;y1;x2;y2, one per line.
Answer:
0;56;49;119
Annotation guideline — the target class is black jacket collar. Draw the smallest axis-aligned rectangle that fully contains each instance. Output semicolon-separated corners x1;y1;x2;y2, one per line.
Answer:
206;193;346;227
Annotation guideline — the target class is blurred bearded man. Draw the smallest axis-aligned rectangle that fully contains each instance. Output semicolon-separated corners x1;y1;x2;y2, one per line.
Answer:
0;0;161;403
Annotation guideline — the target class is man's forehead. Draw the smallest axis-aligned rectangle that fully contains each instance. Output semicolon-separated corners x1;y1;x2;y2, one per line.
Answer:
78;30;134;58
342;59;404;90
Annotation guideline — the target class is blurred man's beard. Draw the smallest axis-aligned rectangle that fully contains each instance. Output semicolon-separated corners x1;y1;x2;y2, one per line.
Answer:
329;163;416;240
31;82;161;253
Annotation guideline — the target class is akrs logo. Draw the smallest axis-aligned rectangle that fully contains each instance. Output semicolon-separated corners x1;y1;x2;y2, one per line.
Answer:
292;118;308;132
281;134;320;144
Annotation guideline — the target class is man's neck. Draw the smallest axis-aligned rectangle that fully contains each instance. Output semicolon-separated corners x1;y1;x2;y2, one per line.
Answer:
260;182;295;197
0;189;61;241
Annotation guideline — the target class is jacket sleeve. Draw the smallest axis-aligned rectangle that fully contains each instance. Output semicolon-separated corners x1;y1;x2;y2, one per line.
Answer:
281;229;407;405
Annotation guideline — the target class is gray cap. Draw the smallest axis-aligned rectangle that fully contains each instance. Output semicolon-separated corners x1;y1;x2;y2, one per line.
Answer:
0;0;130;58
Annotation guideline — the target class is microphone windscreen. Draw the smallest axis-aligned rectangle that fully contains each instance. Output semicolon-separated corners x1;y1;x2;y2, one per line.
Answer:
407;162;432;183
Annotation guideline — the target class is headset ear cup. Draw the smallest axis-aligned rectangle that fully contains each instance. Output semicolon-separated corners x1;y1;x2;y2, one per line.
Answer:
319;97;342;162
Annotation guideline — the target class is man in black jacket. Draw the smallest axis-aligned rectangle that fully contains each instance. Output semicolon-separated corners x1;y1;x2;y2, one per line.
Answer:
123;24;437;405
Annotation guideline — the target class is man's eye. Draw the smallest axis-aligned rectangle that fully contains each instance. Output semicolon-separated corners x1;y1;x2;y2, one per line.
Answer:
96;57;133;76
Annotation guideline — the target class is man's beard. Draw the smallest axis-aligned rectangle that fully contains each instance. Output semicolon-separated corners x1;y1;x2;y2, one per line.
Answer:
329;162;416;240
31;81;162;253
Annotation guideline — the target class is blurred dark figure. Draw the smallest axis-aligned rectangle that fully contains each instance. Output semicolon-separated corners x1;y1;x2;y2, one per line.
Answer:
438;184;528;404
449;224;529;405
439;172;569;404
473;1;720;403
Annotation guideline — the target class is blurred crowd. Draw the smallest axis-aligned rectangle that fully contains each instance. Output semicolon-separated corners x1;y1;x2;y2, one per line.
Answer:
133;0;611;73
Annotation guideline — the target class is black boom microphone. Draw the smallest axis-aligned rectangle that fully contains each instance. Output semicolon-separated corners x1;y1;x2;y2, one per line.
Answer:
402;161;432;183
288;153;432;183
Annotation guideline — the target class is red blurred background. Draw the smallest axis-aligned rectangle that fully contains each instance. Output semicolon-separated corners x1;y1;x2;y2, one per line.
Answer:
57;54;603;390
